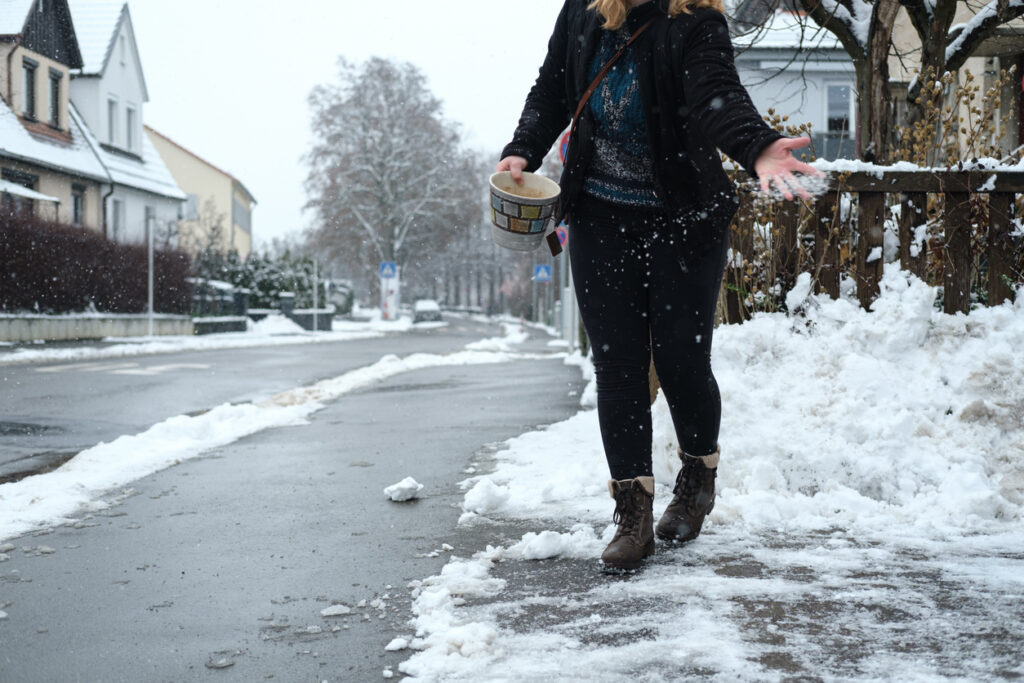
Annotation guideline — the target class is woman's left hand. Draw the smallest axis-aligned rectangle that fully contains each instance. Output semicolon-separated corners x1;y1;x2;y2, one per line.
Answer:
753;137;823;200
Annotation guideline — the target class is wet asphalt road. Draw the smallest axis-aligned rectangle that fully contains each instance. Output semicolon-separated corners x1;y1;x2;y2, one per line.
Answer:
0;319;585;681
0;318;519;480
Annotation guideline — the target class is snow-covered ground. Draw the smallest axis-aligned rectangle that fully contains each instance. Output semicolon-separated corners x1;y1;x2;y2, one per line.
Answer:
0;311;421;366
397;266;1024;681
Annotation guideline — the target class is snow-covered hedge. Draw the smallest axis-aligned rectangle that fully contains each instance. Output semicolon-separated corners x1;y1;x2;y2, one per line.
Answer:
1;214;191;314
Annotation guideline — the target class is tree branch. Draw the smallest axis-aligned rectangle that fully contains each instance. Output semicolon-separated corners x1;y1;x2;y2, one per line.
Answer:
946;0;1024;72
797;0;868;60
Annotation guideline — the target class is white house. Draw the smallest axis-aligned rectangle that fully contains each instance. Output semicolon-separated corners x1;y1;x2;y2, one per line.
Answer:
732;10;857;160
67;0;184;244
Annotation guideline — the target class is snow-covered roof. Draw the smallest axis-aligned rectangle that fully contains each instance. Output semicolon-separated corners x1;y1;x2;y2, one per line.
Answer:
733;11;845;51
0;178;60;202
72;103;186;200
0;98;110;182
67;0;126;75
0;0;33;36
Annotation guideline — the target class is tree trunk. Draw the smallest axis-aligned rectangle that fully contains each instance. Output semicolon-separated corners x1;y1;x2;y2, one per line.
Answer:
857;1;901;163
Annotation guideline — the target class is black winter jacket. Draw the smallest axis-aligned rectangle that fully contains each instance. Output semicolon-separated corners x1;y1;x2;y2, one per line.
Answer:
501;0;783;238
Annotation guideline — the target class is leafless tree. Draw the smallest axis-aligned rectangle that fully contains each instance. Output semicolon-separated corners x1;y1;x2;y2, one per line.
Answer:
304;57;475;296
732;0;1024;162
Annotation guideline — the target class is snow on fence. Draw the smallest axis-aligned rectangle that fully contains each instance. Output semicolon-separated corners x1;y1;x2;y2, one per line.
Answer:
725;169;1024;322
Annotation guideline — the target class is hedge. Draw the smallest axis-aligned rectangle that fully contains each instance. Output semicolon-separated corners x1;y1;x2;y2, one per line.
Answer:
0;213;192;314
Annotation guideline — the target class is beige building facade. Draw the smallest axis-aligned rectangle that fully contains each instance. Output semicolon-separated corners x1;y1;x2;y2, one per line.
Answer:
0;1;108;230
146;126;256;258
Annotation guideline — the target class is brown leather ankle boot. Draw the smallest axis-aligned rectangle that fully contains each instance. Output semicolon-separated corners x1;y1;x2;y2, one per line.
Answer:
601;476;655;572
655;448;719;543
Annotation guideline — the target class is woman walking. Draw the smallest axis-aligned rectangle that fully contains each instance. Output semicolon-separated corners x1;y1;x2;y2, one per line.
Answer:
498;0;818;571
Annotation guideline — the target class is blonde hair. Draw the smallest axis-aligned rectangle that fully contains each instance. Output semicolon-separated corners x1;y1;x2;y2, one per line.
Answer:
588;0;724;30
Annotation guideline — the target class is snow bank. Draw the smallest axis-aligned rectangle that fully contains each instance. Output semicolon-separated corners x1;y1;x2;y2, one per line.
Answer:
463;321;530;352
0;316;387;366
459;266;1024;535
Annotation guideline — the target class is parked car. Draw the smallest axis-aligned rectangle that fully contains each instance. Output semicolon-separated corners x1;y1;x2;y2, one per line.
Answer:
413;299;443;323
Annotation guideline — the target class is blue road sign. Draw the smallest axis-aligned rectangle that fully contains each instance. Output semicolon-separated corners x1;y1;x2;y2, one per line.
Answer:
380;261;397;279
534;264;552;283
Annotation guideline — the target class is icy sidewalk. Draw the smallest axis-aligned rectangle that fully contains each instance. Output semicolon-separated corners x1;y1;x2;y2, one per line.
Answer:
397;267;1024;681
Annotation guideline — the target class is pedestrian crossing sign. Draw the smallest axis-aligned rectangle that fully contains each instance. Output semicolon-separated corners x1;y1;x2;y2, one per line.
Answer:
380;262;397;279
534;265;552;283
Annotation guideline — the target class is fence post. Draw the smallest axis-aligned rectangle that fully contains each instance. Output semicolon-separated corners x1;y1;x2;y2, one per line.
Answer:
856;191;886;310
987;192;1014;305
724;192;755;324
899;191;927;278
774;201;801;298
943;192;972;314
812;192;840;298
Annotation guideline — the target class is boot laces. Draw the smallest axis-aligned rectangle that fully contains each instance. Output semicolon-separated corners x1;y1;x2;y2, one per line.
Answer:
673;460;707;514
612;484;642;533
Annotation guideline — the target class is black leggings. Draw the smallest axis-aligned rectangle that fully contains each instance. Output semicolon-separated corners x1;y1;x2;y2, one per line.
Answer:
569;197;729;480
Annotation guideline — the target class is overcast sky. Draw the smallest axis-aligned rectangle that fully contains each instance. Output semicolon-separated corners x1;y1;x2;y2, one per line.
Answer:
128;0;561;248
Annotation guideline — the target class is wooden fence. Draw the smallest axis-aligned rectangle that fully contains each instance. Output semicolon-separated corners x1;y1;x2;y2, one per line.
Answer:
723;170;1024;323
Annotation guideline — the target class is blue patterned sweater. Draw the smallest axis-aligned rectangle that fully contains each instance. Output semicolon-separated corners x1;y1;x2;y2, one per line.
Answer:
581;26;661;209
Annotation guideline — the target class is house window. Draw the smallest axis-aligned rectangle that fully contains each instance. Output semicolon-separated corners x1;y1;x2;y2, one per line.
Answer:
232;197;251;234
107;98;118;144
126;107;136;150
184;193;199;220
111;198;124;240
22;58;37;118
2;168;39;218
72;184;85;227
49;69;61;127
826;84;854;135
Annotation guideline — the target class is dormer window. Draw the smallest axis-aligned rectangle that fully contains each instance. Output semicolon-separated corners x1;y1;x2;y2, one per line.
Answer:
22;58;37;119
107;97;118;144
49;69;62;127
126;106;136;150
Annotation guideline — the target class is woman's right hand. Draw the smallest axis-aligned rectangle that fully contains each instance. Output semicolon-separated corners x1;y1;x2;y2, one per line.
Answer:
496;156;528;185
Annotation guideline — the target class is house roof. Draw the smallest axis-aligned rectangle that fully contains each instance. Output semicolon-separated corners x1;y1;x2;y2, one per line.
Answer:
0;0;34;36
66;0;125;74
0;177;60;202
74;106;186;200
733;11;844;51
145;126;257;205
0;97;110;182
